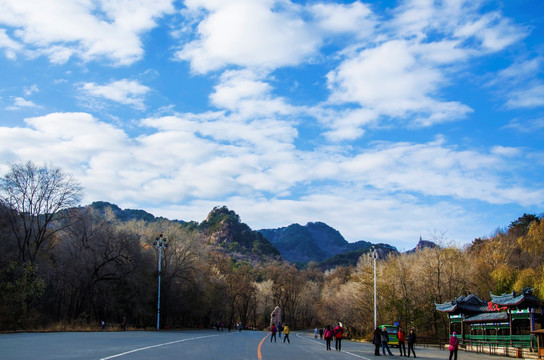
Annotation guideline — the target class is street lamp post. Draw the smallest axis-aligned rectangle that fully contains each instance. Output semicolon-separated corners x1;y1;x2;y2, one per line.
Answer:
153;234;168;330
370;247;378;329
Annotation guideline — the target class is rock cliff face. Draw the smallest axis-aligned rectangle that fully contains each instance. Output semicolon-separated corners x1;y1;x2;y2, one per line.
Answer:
198;206;281;260
258;223;331;263
406;237;438;253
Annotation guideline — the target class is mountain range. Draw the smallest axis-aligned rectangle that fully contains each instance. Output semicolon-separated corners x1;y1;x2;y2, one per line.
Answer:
88;202;434;268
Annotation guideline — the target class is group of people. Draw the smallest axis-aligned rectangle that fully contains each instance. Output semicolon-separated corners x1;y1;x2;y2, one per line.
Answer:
215;321;244;332
270;323;291;343
271;322;463;360
320;323;344;351
373;326;417;357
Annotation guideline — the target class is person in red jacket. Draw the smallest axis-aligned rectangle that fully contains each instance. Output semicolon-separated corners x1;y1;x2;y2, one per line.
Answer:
334;323;344;351
270;324;277;342
398;326;407;356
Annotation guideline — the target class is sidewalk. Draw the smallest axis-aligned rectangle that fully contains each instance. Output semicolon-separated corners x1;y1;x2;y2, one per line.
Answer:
369;344;530;360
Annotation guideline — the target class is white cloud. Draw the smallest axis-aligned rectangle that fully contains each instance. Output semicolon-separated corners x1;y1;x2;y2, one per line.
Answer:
0;28;22;59
176;0;321;73
79;79;150;110
326;40;472;124
0;0;174;65
0;112;129;168
316;107;377;142
491;58;544;109
6;96;38;110
496;58;542;82
23;84;39;96
389;0;437;39
390;0;526;53
310;1;375;36
2;111;542;208
210;69;298;117
506;84;544;109
503;117;544;133
322;0;528;135
490;146;522;157
172;0;525;140
455;11;527;52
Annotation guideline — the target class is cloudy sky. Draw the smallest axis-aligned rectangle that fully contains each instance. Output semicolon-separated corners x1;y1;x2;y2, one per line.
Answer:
1;0;543;250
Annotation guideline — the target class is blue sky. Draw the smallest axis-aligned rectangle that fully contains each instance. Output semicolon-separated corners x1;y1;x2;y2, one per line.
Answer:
1;0;543;250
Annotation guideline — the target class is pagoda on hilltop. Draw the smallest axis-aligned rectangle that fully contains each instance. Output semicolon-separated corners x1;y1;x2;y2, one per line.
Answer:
435;287;543;351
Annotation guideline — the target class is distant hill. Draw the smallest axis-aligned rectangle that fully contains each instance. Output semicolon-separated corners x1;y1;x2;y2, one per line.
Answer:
258;222;399;266
258;222;347;263
89;201;167;223
319;243;399;268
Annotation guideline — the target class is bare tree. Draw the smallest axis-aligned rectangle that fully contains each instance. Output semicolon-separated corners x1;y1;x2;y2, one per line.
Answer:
0;161;83;264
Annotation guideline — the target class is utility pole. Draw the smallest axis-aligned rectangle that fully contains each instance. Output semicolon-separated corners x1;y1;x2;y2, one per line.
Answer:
370;247;378;329
153;234;168;330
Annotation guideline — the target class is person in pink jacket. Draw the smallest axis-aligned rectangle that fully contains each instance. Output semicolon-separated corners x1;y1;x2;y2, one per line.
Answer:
449;332;460;360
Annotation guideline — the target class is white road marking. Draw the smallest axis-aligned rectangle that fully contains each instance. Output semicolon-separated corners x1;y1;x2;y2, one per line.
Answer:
294;333;374;360
99;334;221;359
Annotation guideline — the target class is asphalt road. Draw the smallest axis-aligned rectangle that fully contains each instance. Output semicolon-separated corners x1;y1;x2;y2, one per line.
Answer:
0;329;520;360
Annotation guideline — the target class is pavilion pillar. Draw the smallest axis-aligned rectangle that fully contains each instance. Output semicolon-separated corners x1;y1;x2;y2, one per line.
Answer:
531;309;535;351
461;315;465;342
509;309;513;346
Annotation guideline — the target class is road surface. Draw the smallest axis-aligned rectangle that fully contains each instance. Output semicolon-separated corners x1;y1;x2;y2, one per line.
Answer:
0;329;520;360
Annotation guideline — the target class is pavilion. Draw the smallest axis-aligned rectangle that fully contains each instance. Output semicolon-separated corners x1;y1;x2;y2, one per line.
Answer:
435;287;544;351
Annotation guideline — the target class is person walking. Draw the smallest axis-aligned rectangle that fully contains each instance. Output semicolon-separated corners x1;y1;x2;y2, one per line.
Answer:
373;327;382;356
270;324;277;342
448;332;459;360
319;327;323;339
314;327;318;338
324;325;333;351
398;327;407;356
283;324;291;344
407;329;417;358
381;326;394;355
334;323;344;351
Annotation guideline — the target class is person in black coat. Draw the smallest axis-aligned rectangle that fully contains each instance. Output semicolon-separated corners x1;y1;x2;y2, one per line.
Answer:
407;329;417;357
373;327;382;356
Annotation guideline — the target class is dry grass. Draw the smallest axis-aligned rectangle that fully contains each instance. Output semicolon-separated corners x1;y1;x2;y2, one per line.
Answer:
29;321;136;332
3;321;163;333
39;321;98;332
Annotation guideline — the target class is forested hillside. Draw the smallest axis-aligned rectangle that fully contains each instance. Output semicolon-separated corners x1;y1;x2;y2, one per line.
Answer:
1;162;543;341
